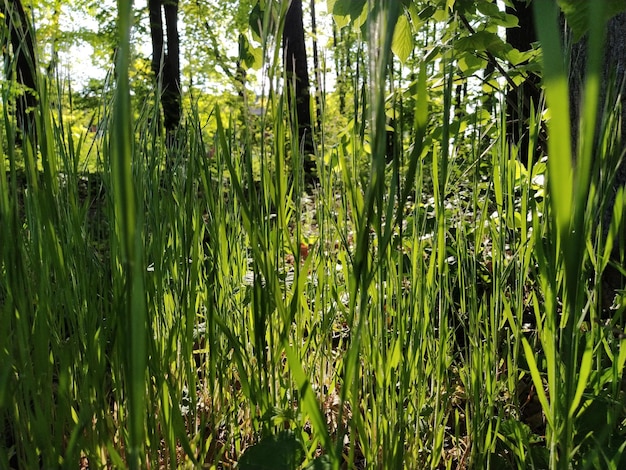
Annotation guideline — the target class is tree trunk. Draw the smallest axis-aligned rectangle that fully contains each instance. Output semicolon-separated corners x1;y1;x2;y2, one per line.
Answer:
1;0;39;143
148;0;181;148
309;0;322;135
567;13;626;313
568;14;626;152
162;0;181;138
332;24;346;115
506;0;541;167
283;0;316;182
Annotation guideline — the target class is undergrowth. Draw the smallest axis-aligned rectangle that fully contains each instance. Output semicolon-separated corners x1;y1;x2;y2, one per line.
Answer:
1;2;626;470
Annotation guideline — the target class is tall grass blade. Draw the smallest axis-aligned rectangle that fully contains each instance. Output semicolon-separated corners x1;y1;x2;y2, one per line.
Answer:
110;1;147;467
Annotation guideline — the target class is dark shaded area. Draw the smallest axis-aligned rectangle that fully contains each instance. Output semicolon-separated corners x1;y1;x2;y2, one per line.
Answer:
283;0;316;182
385;118;397;164
506;0;542;168
0;169;112;469
149;0;181;149
1;0;39;144
567;13;626;317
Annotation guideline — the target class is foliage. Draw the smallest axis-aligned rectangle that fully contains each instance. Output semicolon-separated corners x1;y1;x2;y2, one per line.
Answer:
558;0;626;41
1;0;626;469
238;431;305;470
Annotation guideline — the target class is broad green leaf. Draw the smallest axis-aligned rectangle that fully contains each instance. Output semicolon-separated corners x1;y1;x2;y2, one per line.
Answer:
331;0;366;20
238;431;305;470
303;455;334;469
496;13;519;28
433;8;449;22
239;34;263;70
455;31;506;54
558;0;626;41
477;1;519;27
418;5;437;21
248;2;264;39
392;14;413;64
506;48;531;66
476;1;500;16
457;53;487;73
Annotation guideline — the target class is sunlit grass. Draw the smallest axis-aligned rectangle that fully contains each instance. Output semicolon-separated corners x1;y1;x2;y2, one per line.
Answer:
1;2;626;470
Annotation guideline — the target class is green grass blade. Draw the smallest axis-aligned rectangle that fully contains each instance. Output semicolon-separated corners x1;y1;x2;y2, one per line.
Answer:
521;337;554;431
111;1;147;467
569;336;593;418
533;1;573;235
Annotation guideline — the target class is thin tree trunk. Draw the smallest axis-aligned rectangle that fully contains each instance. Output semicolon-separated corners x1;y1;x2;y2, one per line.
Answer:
332;24;346;115
506;0;541;167
148;0;181;148
162;0;181;139
310;0;322;135
148;0;164;84
1;0;39;142
568;13;626;151
283;0;316;181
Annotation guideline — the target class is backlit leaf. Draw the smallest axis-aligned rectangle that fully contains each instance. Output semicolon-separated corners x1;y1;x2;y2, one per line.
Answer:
557;0;626;41
331;0;367;21
392;14;413;64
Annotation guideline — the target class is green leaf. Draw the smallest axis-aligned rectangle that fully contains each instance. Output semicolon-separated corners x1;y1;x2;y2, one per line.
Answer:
332;0;365;17
457;52;487;73
239;34;263;70
534;0;573;236
238;431;305;470
248;2;264;39
283;342;335;457
521;337;554;430
455;31;506;54
303;455;334;470
476;1;519;27
557;0;626;41
475;1;501;17
326;0;367;28
392;14;413;64
418;5;437;21
602;186;624;269
506;48;530;66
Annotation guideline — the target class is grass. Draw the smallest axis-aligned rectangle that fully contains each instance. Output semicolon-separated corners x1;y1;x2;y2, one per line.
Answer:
1;2;626;469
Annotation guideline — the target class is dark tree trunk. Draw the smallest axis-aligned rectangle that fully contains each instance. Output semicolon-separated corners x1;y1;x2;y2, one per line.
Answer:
454;80;467;120
567;13;626;313
482;61;496;113
568;13;626;152
332;24;346;115
309;0;322;135
1;0;39;142
148;0;164;86
283;0;316;181
162;0;180;135
506;0;541;167
148;0;181;148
